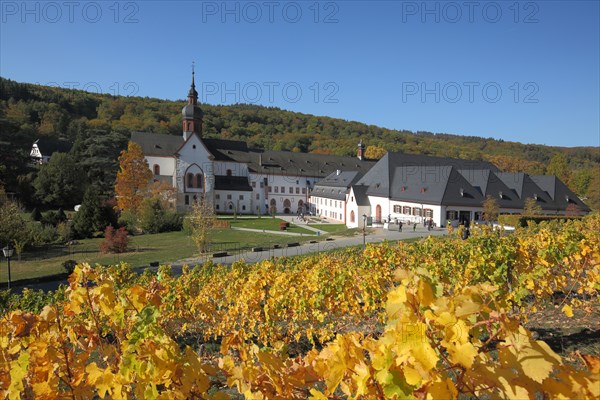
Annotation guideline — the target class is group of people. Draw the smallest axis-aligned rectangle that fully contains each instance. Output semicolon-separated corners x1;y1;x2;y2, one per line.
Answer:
395;218;435;232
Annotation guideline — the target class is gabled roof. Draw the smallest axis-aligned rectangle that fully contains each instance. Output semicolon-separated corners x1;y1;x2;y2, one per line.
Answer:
214;175;252;192
311;170;364;200
496;172;555;210
33;137;72;155
131;132;183;157
245;151;375;178
203;138;251;162
458;169;523;209
387;166;484;206
530;175;590;212
350;185;370;206
386;151;499;171
310;186;348;201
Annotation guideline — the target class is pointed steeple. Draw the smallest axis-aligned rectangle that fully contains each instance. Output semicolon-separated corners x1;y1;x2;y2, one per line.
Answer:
188;62;198;105
182;62;203;139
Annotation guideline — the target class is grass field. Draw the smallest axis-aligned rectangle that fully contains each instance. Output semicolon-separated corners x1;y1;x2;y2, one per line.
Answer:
223;216;315;235
0;229;317;284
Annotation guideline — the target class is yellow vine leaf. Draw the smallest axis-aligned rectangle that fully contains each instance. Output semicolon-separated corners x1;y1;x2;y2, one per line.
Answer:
561;304;574;318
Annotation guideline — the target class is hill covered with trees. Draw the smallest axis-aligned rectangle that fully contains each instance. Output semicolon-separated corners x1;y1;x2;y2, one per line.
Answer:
1;77;598;209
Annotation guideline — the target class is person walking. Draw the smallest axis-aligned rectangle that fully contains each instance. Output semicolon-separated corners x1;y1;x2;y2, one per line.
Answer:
413;222;416;232
398;221;403;232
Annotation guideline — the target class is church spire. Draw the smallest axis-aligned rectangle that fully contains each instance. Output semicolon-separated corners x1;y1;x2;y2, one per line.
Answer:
182;62;203;139
188;61;198;105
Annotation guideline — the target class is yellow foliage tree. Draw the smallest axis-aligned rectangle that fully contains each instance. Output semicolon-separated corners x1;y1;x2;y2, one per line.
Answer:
115;141;152;214
364;145;387;160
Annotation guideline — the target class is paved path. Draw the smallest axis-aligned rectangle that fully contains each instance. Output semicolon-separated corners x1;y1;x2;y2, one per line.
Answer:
9;226;446;294
230;227;316;237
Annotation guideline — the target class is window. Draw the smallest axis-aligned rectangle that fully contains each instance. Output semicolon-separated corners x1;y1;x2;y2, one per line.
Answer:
256;194;259;200
226;169;232;176
187;173;194;188
281;186;284;193
153;164;160;175
413;207;422;217
393;205;401;213
184;195;189;205
289;187;293;194
403;206;411;215
228;204;233;210
302;188;306;194
216;194;220;200
239;195;244;200
242;205;246;211
227;194;232;200
350;210;355;223
268;186;272;193
195;173;203;188
275;186;279;193
296;187;299;194
252;182;256;188
260;182;264;188
216;204;220;210
424;209;433;218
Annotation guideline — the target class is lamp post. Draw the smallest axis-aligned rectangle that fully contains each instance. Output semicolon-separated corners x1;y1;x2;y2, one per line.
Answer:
3;244;14;290
362;214;367;246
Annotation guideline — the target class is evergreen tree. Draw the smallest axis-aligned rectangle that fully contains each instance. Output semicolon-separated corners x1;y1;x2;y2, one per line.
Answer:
33;152;85;208
72;186;104;238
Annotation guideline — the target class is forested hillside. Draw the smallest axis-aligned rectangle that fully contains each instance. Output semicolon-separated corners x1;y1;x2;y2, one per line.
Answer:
1;77;598;209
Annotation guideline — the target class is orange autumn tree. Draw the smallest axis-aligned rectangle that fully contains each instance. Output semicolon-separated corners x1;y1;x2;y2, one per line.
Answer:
115;141;153;214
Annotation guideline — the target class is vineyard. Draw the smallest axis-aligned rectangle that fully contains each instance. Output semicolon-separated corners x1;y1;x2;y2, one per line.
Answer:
1;215;599;399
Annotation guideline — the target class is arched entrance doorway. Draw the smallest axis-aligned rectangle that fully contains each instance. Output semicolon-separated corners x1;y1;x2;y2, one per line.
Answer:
283;199;291;214
375;205;382;223
350;210;355;223
297;199;304;214
270;198;277;215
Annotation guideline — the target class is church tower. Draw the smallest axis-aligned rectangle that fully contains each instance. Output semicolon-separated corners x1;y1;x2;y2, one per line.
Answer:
182;64;203;140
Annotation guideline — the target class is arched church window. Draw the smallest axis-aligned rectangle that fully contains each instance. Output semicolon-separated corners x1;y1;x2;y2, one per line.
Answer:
195;174;203;188
153;164;160;175
187;173;194;188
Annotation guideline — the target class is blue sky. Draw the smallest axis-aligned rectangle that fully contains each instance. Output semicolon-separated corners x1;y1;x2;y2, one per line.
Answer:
1;0;598;147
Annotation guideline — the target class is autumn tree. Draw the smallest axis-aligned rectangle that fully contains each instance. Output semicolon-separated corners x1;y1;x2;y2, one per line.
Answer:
482;195;499;224
523;197;542;217
187;199;215;253
34;152;85;208
115;141;152;214
364;145;387;160
546;153;571;185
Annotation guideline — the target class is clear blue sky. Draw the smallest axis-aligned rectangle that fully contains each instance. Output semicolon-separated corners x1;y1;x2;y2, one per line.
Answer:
1;1;598;147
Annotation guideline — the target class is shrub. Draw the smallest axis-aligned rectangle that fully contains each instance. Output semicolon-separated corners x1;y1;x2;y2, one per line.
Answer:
139;197;183;233
99;226;129;254
57;221;73;243
62;259;78;275
30;208;42;221
27;223;58;246
118;209;139;234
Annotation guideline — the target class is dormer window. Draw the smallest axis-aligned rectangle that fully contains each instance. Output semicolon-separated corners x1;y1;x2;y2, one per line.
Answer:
226;169;232;176
499;191;503;199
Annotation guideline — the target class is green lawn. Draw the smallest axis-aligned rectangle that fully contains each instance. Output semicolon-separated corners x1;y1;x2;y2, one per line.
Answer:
222;217;315;235
0;229;317;284
311;224;349;234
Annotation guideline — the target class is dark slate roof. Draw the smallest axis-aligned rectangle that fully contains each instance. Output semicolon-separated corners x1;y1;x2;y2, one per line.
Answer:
244;151;376;178
458;170;523;209
385;151;499;171
530;175;591;212
314;170;363;188
310;171;364;200
214;175;253;192
496;172;556;210
202;138;251;162
351;185;370;206
310;186;348;201
131;132;183;157
34;137;72;155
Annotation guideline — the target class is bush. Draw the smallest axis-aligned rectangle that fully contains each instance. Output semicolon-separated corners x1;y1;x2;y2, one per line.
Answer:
118;209;139;234
62;259;78;275
57;221;73;243
139;197;183;233
99;226;129;254
30;208;42;221
42;210;67;226
27;223;58;246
